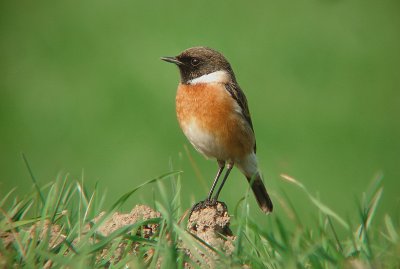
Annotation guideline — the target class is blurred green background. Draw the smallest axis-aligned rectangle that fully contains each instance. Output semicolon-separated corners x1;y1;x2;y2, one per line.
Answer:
1;1;399;222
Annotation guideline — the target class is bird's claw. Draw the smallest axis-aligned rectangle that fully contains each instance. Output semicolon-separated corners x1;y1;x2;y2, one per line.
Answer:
189;198;227;218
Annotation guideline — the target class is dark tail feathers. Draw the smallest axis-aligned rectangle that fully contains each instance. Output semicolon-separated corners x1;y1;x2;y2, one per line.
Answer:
247;173;273;213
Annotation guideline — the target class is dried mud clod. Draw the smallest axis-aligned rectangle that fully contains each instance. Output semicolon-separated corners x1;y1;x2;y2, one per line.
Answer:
188;201;232;237
93;204;161;237
1;219;65;250
89;205;161;265
185;202;236;267
0;203;237;268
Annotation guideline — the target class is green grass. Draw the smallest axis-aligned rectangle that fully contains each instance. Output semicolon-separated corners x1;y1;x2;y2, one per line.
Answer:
1;0;399;221
1;2;399;267
1;166;399;268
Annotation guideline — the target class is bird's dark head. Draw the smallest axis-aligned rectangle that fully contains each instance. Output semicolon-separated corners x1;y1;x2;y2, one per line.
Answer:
161;47;236;84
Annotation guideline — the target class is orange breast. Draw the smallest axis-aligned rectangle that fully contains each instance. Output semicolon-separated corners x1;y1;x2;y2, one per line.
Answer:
176;83;255;161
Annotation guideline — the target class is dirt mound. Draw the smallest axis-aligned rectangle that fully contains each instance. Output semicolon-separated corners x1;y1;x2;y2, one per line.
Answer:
88;205;162;265
93;204;161;237
186;201;236;268
1;203;236;268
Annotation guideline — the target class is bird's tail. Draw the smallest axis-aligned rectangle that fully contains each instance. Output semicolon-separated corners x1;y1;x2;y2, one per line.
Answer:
237;153;273;213
246;173;273;213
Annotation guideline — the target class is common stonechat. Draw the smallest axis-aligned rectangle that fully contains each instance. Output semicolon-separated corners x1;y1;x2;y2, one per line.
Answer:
161;47;273;213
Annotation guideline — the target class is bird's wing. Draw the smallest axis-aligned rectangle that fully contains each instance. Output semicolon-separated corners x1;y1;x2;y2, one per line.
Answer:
224;82;257;153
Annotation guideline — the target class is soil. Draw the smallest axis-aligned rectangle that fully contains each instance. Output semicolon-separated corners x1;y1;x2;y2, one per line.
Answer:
185;201;236;268
93;205;161;237
1;203;236;268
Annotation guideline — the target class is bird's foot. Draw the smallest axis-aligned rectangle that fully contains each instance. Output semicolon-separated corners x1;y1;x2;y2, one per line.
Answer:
189;198;227;219
191;198;217;211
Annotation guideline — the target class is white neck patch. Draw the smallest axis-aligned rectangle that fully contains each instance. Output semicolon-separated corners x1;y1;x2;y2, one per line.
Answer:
188;70;230;85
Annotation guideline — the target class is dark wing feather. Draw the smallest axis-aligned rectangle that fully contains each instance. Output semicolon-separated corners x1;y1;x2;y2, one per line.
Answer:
224;83;257;153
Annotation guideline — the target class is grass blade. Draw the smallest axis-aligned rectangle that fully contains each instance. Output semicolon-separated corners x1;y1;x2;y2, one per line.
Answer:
384;214;399;243
110;171;181;211
281;174;349;230
22;153;45;204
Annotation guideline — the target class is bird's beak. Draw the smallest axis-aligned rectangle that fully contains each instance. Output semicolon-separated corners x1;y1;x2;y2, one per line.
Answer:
161;56;183;66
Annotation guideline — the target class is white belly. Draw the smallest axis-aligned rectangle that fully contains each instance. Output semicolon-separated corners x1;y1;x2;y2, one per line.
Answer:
182;119;226;160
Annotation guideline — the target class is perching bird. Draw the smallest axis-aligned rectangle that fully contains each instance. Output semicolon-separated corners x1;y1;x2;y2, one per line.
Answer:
161;47;273;213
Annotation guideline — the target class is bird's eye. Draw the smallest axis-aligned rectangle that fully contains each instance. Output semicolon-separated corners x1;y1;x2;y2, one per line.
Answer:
190;58;200;66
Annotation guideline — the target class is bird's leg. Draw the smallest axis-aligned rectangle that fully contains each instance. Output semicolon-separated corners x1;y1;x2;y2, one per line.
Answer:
189;160;225;216
189;162;232;216
212;161;234;201
206;160;225;201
